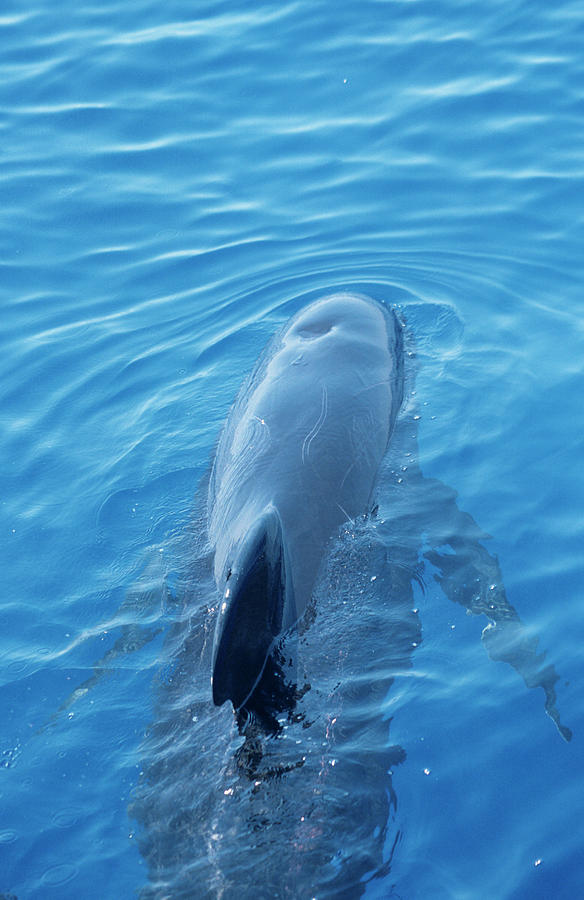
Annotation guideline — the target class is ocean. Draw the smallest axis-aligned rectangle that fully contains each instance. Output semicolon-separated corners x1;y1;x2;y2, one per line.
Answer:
1;0;583;897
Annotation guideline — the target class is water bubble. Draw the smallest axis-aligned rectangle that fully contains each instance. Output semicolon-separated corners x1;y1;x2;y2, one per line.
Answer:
42;864;77;886
0;830;17;844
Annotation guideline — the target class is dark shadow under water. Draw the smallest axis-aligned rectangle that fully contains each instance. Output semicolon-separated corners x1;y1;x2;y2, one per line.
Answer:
129;515;416;900
126;381;571;899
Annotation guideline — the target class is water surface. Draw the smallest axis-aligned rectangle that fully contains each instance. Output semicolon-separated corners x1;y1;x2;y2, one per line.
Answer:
1;0;583;898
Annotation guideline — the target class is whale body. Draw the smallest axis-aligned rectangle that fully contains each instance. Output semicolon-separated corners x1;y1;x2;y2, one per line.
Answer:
209;292;404;711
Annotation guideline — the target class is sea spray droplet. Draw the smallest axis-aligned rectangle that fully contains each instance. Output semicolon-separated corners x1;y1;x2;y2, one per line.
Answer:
1;741;21;769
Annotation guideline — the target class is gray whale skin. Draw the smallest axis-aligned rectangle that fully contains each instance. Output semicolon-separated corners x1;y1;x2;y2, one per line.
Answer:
209;292;404;711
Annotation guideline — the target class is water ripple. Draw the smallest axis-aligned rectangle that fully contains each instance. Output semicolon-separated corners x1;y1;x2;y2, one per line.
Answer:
1;0;583;897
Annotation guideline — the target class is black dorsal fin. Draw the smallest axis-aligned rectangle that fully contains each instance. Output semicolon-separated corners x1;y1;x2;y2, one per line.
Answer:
212;509;287;709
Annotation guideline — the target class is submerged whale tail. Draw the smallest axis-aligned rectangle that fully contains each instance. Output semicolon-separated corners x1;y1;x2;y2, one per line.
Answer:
211;509;289;710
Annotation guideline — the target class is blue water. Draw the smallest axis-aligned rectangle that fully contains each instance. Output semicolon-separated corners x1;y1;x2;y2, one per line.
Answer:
2;0;583;897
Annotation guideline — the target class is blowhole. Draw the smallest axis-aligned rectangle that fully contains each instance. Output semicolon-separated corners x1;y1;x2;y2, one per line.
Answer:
296;320;333;339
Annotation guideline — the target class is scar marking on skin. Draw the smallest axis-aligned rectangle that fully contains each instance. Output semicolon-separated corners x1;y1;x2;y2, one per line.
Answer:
301;384;328;464
339;460;356;493
336;502;355;524
354;379;391;398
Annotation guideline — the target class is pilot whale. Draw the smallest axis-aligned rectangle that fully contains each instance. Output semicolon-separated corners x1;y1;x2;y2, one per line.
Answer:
209;292;404;711
127;291;571;899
